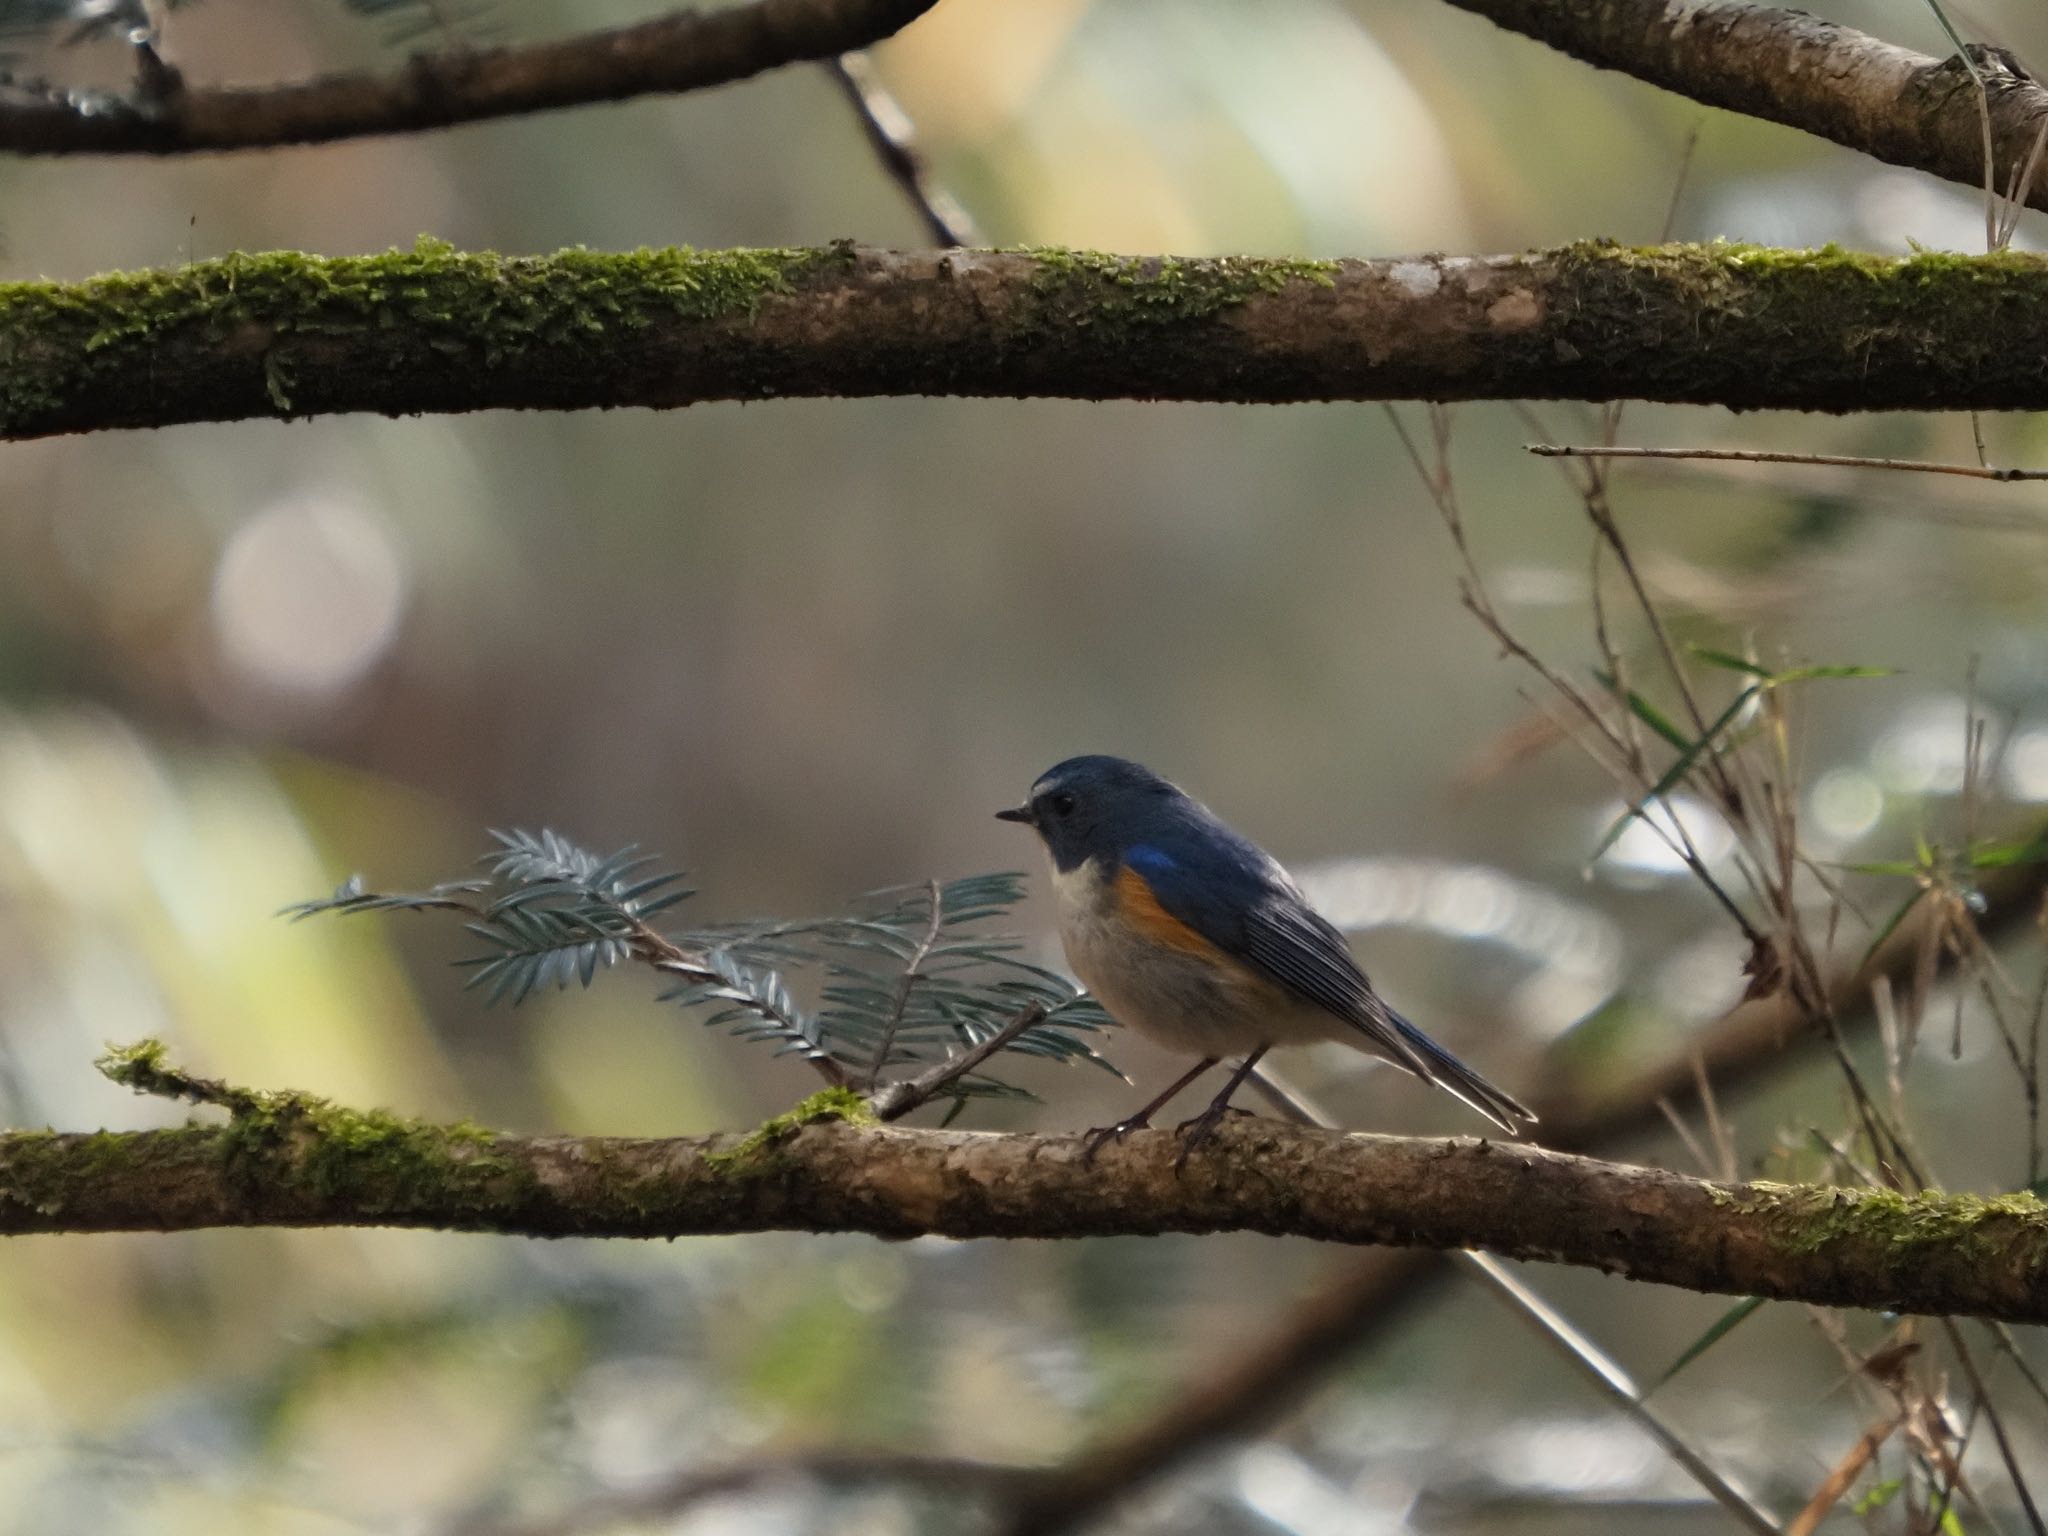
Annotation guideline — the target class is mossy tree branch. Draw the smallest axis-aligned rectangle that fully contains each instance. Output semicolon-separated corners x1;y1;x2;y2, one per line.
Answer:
1446;0;2048;214
7;1043;2048;1326
0;0;940;154
10;239;2048;440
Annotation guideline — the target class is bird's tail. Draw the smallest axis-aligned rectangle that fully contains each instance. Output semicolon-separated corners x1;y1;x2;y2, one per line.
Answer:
1383;1007;1536;1135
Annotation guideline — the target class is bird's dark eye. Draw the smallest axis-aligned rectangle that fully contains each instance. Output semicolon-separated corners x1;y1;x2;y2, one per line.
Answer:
1046;792;1078;817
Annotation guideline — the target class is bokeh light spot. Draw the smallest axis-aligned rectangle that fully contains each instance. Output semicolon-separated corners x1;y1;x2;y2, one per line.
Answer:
210;494;407;699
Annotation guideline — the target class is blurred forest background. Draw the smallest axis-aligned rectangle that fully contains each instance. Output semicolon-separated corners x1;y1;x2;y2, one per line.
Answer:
5;0;2048;1531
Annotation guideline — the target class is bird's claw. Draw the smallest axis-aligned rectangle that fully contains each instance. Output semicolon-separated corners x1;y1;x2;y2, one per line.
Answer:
1081;1114;1153;1166
1169;1105;1256;1168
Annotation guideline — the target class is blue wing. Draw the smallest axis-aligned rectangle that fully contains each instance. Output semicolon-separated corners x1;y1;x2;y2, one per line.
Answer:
1124;837;1410;1038
1123;836;1533;1132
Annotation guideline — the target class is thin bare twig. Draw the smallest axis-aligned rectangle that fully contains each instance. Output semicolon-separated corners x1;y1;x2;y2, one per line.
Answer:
1467;1254;1779;1535
1656;122;1706;245
867;1001;1049;1120
1783;1414;1904;1536
1521;439;1965;1187
1265;1075;1780;1534
1527;443;2048;482
1926;1394;1991;1536
826;53;983;247
1939;1318;2048;1535
866;878;944;1090
1410;407;1762;941
2029;960;2048;1187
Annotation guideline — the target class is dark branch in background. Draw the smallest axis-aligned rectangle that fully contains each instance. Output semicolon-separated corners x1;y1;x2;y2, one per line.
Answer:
11;1046;2048;1326
0;0;939;153
0;0;2039;226
825;52;980;247
1009;854;2048;1536
19;241;2048;441
469;1449;1041;1536
1443;0;2048;213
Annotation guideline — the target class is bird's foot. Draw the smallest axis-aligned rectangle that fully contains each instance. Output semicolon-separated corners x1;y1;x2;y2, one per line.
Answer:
1081;1113;1156;1167
1170;1104;1256;1169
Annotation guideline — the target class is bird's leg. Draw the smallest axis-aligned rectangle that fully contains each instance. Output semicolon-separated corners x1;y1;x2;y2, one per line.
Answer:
1173;1046;1270;1168
1082;1057;1219;1165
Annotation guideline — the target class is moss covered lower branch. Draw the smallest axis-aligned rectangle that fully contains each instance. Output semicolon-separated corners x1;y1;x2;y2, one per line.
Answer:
9;239;2048;437
6;1064;2048;1323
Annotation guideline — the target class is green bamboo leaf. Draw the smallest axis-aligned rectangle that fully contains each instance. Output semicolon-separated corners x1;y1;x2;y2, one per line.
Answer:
1966;835;2048;869
1858;886;1928;970
1593;669;1693;753
1687;643;1893;686
1768;664;1896;682
1842;860;1923;877
1652;1295;1766;1390
1590;685;1758;863
1686;645;1771;678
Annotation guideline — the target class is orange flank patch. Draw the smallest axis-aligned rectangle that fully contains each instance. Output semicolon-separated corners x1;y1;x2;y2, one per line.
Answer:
1115;866;1230;960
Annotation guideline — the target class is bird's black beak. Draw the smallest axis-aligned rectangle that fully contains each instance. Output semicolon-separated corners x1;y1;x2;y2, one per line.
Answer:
994;804;1035;826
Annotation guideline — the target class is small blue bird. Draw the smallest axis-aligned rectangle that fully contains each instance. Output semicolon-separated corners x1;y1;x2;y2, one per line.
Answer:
997;755;1534;1162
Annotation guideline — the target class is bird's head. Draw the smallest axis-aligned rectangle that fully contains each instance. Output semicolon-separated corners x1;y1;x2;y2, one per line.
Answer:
996;755;1181;873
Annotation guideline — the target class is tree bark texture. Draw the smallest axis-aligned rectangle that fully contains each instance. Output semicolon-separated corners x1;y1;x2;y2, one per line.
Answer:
0;0;940;154
1449;0;2048;213
7;240;2048;439
6;1104;2046;1325
6;0;2046;236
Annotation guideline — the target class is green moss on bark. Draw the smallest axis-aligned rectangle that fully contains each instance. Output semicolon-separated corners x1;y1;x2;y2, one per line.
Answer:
11;239;2048;432
0;235;832;422
1550;239;2048;399
1728;1178;2048;1259
707;1086;877;1176
86;1036;532;1218
1020;247;1339;340
0;1123;220;1219
218;1096;513;1212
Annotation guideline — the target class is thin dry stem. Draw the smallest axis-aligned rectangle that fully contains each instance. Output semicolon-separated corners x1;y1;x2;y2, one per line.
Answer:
866;1002;1049;1121
1784;1413;1902;1536
1938;1318;2047;1533
1526;444;2048;482
826;53;983;248
865;878;944;1090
